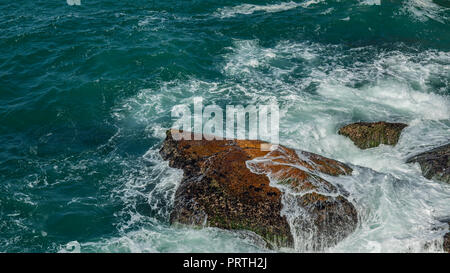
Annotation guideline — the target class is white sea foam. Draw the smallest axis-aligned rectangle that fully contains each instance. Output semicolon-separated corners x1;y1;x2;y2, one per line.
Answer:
58;226;270;253
300;0;323;8
401;0;449;23
66;0;81;6
214;1;301;18
59;241;81;253
136;11;170;32
359;0;380;5
326;166;450;253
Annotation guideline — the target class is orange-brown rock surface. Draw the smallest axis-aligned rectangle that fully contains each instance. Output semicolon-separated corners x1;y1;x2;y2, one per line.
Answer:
160;130;358;250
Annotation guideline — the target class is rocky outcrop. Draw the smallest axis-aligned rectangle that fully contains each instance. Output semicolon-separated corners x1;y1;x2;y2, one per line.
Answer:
338;121;407;149
406;143;449;183
160;130;358;250
444;231;450;253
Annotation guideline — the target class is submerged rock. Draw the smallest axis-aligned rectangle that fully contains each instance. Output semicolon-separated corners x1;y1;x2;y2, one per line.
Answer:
338;121;407;149
406;143;450;183
160;130;358;250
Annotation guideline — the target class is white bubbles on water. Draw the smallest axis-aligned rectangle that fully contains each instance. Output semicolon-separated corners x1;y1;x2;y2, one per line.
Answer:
326;165;450;253
359;0;381;5
66;0;81;6
59;227;269;253
301;0;324;8
59;241;81;253
214;1;301;18
316;81;450;121
401;0;449;23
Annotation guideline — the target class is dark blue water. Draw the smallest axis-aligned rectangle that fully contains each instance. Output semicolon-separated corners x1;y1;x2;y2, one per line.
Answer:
0;0;449;252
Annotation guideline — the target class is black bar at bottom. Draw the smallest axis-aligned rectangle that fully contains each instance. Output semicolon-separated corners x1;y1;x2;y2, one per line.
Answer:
0;252;446;272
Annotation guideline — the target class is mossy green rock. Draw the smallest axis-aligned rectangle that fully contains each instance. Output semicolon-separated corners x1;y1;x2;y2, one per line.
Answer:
339;121;407;149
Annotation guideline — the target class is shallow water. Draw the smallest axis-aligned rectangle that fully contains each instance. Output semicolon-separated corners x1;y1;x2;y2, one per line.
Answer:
0;0;449;252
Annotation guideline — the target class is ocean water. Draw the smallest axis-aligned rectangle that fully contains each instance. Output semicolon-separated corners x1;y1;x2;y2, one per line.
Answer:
0;0;449;253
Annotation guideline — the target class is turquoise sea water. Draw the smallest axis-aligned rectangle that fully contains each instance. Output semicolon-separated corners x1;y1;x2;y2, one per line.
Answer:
0;0;449;252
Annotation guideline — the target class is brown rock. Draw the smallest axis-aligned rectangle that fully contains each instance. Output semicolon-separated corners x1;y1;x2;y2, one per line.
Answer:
444;222;450;253
444;232;450;253
160;130;358;250
338;121;407;149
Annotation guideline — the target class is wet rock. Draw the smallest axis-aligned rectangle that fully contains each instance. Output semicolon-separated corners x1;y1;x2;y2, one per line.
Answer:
160;129;358;250
406;143;450;183
433;0;450;8
338;121;407;149
444;231;450;253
